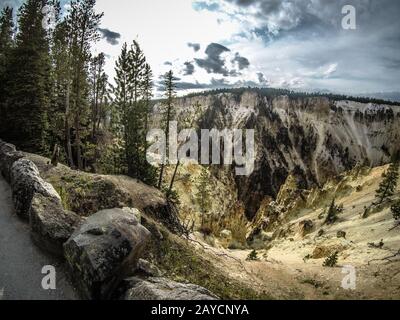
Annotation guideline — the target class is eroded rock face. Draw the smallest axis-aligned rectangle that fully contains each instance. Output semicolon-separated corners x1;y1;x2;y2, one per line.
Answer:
10;158;60;220
30;193;82;257
64;208;151;300
156;91;400;219
123;277;218;300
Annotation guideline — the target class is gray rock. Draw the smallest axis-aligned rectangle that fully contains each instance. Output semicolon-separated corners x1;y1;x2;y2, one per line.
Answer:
124;277;218;300
0;141;24;183
122;207;142;223
30;193;82;257
10;158;60;220
299;220;314;237
136;259;162;277
337;230;347;239
64;208;151;300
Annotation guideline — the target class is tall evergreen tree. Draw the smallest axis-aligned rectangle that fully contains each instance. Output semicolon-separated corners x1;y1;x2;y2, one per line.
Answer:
142;63;153;133
167;101;202;197
3;0;51;152
89;52;108;139
47;2;68;158
113;41;157;184
0;6;14;138
113;42;130;136
375;155;400;204
112;42;131;174
66;0;103;169
125;40;146;178
392;200;400;221
158;70;176;189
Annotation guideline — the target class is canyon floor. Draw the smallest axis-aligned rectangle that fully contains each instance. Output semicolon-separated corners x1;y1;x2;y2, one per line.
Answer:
190;165;400;299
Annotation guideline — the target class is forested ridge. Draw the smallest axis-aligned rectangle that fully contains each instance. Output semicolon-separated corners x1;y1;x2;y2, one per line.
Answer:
0;0;177;188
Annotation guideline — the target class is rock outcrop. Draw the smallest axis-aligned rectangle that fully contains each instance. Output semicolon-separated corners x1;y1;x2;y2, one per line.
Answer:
0;141;24;183
10;158;60;220
64;208;151;300
123;277;218;300
30;193;82;257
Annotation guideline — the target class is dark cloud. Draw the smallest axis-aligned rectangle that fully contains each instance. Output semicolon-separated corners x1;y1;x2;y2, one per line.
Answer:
158;78;259;91
257;72;266;84
183;61;195;75
164;61;173;66
187;42;200;52
98;28;121;45
222;0;400;36
195;43;231;76
232;52;250;70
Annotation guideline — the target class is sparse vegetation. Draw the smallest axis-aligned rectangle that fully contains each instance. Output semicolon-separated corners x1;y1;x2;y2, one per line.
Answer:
246;250;259;261
141;216;269;299
323;251;339;267
325;199;343;225
391;200;400;230
301;278;324;289
391;200;400;221
375;157;399;204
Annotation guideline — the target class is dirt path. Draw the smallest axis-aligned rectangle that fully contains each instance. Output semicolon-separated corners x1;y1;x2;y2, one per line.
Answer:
0;176;78;300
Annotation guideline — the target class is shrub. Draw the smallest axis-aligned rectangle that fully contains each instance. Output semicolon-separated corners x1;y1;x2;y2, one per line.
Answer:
325;199;343;225
323;251;338;267
246;250;259;261
391;200;400;221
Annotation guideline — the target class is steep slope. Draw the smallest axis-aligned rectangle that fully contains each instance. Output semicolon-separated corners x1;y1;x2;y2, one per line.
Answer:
154;90;400;219
192;164;400;300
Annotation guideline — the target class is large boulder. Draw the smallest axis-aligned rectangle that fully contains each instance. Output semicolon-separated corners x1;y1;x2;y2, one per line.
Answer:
30;193;82;257
0;141;24;182
64;208;151;300
10;158;60;220
123;277;218;300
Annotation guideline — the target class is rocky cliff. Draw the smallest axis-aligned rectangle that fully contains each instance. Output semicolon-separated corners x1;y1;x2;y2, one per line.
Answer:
154;89;400;219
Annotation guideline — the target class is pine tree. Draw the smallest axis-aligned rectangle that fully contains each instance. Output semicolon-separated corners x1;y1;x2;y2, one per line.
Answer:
66;0;103;169
126;40;146;178
113;41;157;184
142;63;153;133
246;249;259;261
89;52;108;139
113;42;131;139
392;200;400;221
158;70;176;189
323;251;338;267
375;157;400;204
0;6;14;138
325;198;343;225
47;4;69;161
3;0;51;152
167;101;202;197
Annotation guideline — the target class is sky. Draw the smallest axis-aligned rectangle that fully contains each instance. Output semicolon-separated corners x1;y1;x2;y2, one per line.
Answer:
2;0;400;96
